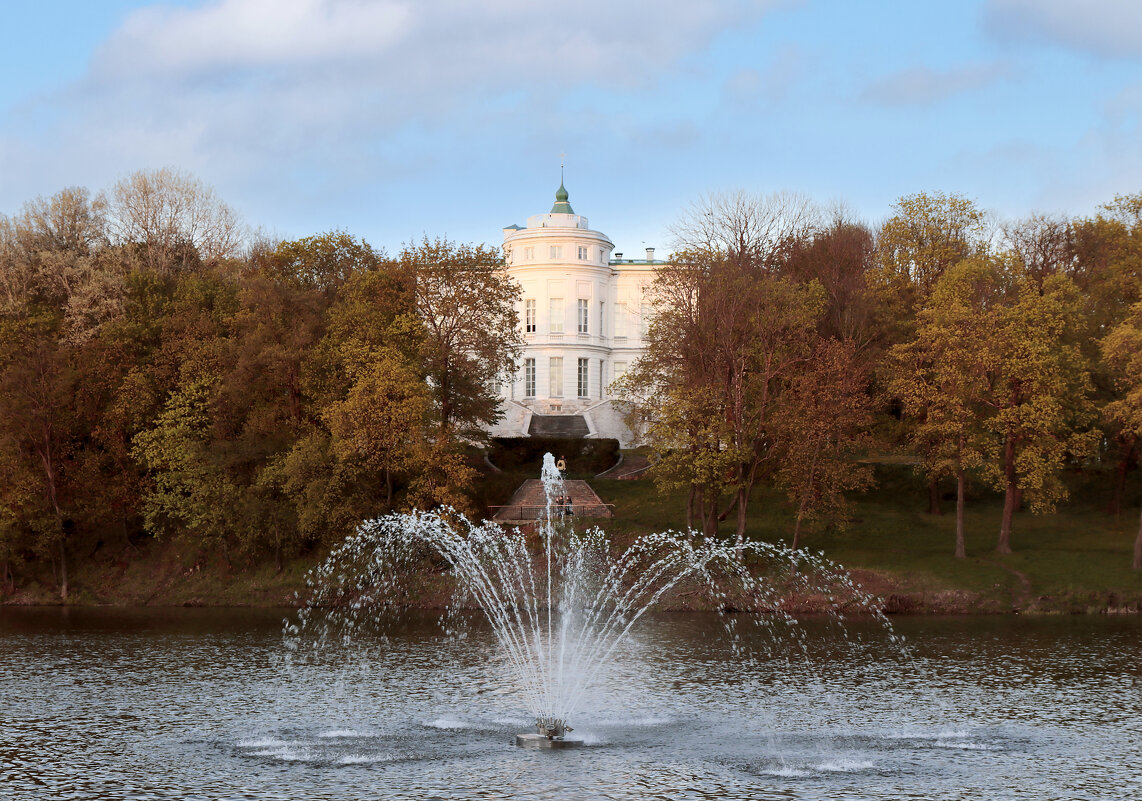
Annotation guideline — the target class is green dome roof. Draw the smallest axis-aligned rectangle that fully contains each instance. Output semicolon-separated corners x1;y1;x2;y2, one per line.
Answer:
550;182;574;214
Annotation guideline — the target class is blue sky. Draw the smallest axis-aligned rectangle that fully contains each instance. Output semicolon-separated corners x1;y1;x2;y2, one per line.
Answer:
2;0;1140;257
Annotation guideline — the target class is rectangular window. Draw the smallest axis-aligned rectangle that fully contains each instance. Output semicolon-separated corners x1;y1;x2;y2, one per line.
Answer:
639;303;651;337
615;303;628;338
549;298;563;333
612;361;628;390
600;248;608;263
549;245;563;259
524;246;534;260
599;301;605;338
524;299;536;333
578;246;588;260
577;298;589;334
524;359;536;397
549;357;563;397
577;358;589;397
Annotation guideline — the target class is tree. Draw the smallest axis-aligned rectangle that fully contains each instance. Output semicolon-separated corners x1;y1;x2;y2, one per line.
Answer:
131;375;242;562
400;237;522;438
891;259;996;557
981;269;1095;554
325;351;429;508
877;191;989;301
1100;301;1142;569
671;190;816;272
106;167;244;274
876;191;989;514
261;230;383;292
1070;196;1142;515
776;338;875;550
0;312;78;599
783;214;882;349
622;243;824;541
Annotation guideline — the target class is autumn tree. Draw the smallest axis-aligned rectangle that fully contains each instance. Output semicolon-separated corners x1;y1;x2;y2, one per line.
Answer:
876;191;990;514
877;191;990;302
982;268;1095;554
622;235;825;541
891;259;997;557
776;338;875;550
783;214;883;349
260;230;383;292
0;312;79;598
106;167;244;274
400;237;522;438
1070;195;1142;514
1101;301;1142;569
671;190;816;272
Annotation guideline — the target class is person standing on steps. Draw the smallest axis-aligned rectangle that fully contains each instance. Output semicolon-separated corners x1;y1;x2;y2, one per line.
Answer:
556;455;567;479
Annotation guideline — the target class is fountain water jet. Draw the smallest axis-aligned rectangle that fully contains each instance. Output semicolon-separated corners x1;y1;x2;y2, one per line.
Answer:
287;453;887;748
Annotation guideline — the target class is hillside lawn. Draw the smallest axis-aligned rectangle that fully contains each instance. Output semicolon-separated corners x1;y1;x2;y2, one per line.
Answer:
4;458;1139;613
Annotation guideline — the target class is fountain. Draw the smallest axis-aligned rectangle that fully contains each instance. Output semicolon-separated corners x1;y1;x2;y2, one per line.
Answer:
287;454;884;748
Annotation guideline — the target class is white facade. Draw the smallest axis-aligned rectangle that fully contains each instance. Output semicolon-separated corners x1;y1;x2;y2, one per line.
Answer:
488;184;662;444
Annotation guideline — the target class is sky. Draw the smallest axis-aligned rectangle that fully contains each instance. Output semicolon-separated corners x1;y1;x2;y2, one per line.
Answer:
2;0;1141;257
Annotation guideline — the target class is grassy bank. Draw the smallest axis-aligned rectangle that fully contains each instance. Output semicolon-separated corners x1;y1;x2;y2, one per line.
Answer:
4;460;1139;613
592;463;1142;615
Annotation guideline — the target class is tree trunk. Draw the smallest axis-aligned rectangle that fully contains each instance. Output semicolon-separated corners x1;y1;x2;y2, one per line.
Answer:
704;499;718;539
686;485;696;531
734;486;748;544
385;468;393;508
955;466;966;559
1108;438;1136;517
997;433;1017;555
927;474;943;516
58;536;68;602
792;494;809;551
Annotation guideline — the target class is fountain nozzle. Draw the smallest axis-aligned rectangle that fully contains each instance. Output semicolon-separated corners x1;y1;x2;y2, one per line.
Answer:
536;717;571;739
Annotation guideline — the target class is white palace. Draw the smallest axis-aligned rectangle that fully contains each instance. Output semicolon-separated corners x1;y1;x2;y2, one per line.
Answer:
487;183;663;445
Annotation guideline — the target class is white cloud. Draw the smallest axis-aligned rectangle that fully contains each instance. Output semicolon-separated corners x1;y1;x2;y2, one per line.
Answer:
1;0;785;222
985;0;1142;59
860;61;1015;107
89;0;778;90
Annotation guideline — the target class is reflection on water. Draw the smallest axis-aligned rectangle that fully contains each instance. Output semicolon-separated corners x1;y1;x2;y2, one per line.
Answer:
1;608;1139;800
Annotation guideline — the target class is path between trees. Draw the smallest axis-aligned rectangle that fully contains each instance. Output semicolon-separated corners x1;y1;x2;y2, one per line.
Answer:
492;480;612;524
979;558;1034;610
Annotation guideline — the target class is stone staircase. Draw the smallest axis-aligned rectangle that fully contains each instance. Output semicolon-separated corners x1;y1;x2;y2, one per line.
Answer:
528;414;589;438
491;479;612;523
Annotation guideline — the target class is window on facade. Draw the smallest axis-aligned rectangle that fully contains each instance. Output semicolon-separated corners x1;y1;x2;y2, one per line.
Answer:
612;361;627;391
524;246;534;260
577;299;589;334
639;303;651;337
549;298;563;333
615;303;628;338
600;248;608;263
549;245;563;259
524;359;536;397
578;246;588;260
549;357;563;397
599;301;605;338
524;299;536;333
577;358;589;397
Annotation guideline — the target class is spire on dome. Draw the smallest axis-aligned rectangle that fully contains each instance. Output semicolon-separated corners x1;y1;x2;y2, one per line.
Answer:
550;181;574;214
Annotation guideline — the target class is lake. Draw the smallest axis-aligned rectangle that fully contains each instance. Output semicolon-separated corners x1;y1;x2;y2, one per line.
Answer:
1;608;1138;800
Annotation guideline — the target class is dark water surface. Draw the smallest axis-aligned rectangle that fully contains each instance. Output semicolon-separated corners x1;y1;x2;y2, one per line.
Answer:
1;607;1139;800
